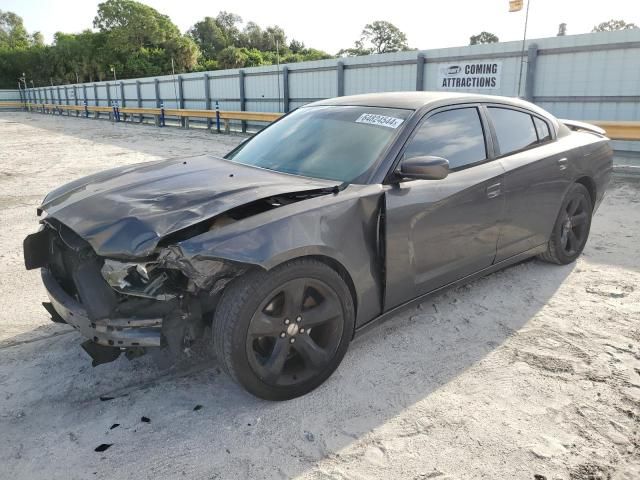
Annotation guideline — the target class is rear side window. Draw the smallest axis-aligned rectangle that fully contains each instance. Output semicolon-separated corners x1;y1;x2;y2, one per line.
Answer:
533;117;551;142
404;107;487;170
488;107;538;155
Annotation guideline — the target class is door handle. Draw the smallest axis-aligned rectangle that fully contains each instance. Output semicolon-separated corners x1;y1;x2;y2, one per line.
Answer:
486;182;501;199
558;157;568;171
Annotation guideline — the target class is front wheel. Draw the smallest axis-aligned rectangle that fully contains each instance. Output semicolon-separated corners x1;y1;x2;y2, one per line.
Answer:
539;183;593;265
213;259;355;400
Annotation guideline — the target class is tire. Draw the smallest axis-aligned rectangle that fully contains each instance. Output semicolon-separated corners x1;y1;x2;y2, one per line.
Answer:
213;258;355;400
539;183;593;265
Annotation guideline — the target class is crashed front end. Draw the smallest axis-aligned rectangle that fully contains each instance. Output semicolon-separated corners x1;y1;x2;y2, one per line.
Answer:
23;219;244;366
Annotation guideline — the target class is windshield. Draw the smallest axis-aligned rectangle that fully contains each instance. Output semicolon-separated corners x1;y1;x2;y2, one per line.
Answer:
225;105;411;183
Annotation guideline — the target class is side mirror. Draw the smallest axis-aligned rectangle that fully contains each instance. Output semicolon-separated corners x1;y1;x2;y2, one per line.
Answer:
396;155;449;181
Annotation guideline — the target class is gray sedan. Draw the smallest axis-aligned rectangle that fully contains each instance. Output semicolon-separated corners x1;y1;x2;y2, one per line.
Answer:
24;92;612;400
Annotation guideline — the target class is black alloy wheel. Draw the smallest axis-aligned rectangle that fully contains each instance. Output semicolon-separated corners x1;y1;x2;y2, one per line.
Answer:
539;183;593;265
559;194;590;256
246;277;344;386
213;259;355;400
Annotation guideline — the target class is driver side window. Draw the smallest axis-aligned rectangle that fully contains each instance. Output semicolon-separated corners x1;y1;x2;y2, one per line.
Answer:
404;107;487;170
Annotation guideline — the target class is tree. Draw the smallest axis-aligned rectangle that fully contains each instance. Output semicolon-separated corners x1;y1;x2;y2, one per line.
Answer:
469;31;499;45
339;20;409;56
289;39;305;54
188;17;228;59
94;0;181;52
164;36;200;71
0;10;31;49
0;5;331;88
592;19;638;32
214;11;242;46
217;46;248;69
93;0;199;73
31;31;44;46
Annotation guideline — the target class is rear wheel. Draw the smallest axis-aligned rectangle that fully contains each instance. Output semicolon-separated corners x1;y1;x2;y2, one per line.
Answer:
213;259;354;400
539;183;592;265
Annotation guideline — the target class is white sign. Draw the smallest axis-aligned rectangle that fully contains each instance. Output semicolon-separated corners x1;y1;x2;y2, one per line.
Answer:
437;61;502;90
355;113;404;129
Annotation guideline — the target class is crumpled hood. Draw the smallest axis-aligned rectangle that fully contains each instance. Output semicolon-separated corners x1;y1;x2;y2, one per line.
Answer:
40;155;336;258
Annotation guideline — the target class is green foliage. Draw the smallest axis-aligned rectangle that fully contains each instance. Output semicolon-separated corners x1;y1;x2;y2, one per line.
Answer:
0;10;32;49
188;16;229;59
340;20;410;56
469;31;499;45
189;12;331;70
0;3;332;89
592;19;638;32
216;46;248;69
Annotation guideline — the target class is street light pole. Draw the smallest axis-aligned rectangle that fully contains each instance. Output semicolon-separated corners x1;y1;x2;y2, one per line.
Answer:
517;0;531;97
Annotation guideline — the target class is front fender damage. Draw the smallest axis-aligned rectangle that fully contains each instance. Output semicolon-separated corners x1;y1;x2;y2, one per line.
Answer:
156;245;250;294
95;246;252;366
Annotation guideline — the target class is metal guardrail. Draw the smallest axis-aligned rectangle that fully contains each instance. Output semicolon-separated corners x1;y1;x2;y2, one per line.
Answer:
0;101;23;108
590;121;640;142
11;102;283;133
3;102;640;141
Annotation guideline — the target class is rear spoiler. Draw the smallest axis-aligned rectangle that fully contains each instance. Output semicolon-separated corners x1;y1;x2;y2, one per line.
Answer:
560;119;607;136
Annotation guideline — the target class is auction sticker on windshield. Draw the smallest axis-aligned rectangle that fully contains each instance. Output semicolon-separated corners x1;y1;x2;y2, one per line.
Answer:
355;113;404;129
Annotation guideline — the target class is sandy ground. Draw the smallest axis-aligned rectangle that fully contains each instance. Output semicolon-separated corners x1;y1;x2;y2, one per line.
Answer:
0;112;639;480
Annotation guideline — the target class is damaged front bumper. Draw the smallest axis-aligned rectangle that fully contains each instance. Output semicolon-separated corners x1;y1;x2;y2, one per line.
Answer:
24;222;215;366
41;267;163;348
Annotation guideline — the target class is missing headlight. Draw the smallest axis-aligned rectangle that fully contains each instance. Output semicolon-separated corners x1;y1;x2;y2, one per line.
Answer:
101;259;177;301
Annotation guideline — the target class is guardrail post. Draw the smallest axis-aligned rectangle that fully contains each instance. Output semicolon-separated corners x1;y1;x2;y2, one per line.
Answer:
113;100;121;122
337;61;345;97
160;102;165;127
154;78;161;108
84;100;89;118
416;53;426;91
525;43;538;102
215;100;220;133
282;66;289;113
204;73;212;129
238;70;246;133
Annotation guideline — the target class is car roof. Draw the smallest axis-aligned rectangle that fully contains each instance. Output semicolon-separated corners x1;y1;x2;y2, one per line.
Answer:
306;91;553;117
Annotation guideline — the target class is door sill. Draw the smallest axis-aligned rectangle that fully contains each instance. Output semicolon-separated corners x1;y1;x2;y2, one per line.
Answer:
354;243;547;338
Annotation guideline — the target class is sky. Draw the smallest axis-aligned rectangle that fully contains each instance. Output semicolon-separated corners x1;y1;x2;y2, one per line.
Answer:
2;0;639;54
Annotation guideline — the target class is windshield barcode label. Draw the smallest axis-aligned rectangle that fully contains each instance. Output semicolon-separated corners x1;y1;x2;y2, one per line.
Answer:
355;113;404;129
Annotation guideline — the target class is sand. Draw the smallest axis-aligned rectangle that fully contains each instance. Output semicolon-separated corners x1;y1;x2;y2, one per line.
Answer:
0;112;638;480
